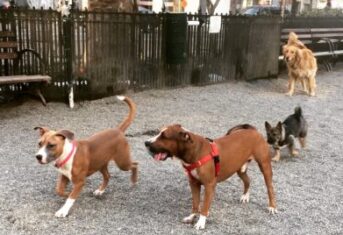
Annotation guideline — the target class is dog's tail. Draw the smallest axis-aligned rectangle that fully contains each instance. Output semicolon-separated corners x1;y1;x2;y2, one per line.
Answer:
288;32;298;42
226;124;256;136
116;96;136;132
294;106;303;120
288;32;306;49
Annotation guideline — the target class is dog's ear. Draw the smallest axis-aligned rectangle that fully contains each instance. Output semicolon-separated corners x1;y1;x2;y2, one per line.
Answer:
276;122;282;131
265;122;272;131
55;130;75;140
294;48;301;64
34;126;49;137
282;45;287;55
179;131;192;143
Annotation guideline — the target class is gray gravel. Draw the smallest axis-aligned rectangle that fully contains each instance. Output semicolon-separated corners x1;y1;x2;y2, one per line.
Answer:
0;66;342;235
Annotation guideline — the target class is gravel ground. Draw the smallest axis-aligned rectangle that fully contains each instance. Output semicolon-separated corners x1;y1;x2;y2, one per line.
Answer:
0;66;342;235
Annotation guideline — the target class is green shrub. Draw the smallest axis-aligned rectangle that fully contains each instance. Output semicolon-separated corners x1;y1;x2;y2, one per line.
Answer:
300;8;343;17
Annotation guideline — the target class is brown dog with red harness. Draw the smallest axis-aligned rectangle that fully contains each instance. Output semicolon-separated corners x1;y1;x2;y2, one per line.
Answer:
145;124;277;230
34;96;138;217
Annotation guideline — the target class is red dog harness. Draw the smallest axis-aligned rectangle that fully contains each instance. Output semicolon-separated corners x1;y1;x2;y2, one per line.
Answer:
55;141;77;168
183;142;220;181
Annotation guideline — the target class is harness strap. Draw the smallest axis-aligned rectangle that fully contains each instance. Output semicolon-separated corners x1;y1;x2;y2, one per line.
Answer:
183;142;220;181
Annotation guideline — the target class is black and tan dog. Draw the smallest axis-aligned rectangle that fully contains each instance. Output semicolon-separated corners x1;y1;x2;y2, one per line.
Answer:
34;96;138;217
145;124;277;230
265;106;308;161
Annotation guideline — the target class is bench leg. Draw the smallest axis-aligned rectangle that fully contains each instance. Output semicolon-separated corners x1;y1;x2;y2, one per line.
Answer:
36;88;47;106
69;86;74;109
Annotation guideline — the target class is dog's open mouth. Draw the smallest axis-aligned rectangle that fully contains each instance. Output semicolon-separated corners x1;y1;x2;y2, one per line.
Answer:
147;149;172;161
153;152;172;161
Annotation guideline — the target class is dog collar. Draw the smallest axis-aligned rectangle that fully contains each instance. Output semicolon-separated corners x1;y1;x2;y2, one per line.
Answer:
55;141;77;168
183;142;220;180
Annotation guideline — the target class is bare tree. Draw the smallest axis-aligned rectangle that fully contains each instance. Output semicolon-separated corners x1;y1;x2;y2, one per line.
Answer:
291;0;299;16
132;0;138;12
199;0;221;15
206;0;221;15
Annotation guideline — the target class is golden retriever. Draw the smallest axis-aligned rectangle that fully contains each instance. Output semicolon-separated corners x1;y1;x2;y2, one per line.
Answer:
283;32;317;96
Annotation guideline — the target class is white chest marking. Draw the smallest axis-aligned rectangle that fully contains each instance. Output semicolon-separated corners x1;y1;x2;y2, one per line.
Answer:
181;161;200;180
189;169;200;180
55;139;77;181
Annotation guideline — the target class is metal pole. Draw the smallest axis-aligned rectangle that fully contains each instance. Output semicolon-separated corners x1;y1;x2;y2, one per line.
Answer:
281;0;285;18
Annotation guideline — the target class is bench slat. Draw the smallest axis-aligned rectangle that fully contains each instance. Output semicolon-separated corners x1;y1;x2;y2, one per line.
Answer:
282;28;311;33
281;34;312;40
311;33;343;38
0;52;17;59
0;75;51;85
310;28;343;32
0;31;16;37
0;41;17;48
279;50;343;60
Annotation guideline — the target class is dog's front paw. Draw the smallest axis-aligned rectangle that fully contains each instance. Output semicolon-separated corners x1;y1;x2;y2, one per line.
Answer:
291;150;299;157
182;213;196;224
194;215;207;230
55;198;75;218
309;92;315;97
240;192;250;203
272;156;280;162
268;207;278;215
93;189;105;196
55;207;69;217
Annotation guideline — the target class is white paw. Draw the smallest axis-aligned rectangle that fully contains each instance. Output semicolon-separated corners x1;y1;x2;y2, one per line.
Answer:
268;207;278;214
285;92;293;96
182;213;196;223
55;198;75;218
93;189;105;196
194;215;206;230
240;192;250;204
55;207;69;217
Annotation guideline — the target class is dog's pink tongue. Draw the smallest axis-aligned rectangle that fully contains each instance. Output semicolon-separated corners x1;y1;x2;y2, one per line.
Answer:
154;153;166;161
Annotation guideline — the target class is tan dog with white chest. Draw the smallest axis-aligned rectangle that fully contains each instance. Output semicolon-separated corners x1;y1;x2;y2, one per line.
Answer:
34;96;138;217
145;124;277;230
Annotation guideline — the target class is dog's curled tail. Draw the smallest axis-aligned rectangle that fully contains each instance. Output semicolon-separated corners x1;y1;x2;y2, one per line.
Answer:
294;106;303;120
288;32;298;41
226;124;256;136
116;96;136;132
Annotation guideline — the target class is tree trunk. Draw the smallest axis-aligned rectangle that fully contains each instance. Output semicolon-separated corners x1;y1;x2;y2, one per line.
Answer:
133;0;138;12
291;0;299;16
199;0;207;14
206;0;221;15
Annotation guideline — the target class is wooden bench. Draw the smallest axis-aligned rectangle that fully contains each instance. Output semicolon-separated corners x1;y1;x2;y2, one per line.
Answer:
0;30;51;105
280;28;343;71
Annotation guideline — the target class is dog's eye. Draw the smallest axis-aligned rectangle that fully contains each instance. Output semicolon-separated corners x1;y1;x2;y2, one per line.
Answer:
38;142;42;147
47;143;56;149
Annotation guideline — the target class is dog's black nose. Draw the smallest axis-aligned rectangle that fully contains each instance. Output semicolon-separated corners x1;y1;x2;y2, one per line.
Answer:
36;154;42;161
145;141;151;147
